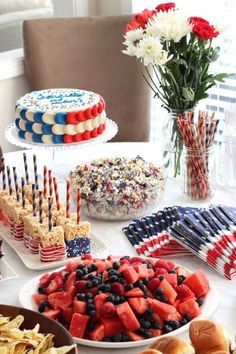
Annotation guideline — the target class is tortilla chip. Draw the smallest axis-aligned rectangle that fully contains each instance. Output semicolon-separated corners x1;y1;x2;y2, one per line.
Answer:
44;345;76;354
0;316;24;331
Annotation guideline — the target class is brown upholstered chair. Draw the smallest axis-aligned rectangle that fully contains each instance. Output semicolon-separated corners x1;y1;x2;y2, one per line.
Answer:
22;16;151;142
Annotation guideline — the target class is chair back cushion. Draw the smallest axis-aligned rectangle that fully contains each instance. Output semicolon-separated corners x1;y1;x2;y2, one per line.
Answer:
23;16;151;141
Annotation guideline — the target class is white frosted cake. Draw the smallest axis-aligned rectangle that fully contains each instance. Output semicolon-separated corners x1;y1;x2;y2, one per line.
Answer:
15;88;106;144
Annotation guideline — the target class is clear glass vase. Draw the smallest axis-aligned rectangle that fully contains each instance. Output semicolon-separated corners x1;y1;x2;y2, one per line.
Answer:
162;110;186;178
181;146;216;200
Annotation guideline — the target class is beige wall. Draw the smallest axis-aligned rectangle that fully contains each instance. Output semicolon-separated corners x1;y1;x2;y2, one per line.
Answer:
0;74;28;153
88;0;132;15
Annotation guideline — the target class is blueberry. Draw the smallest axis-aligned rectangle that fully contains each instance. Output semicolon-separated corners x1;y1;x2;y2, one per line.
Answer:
160;296;169;303
152;322;161;329
118;277;124;284
142;278;149;285
87;310;96;316
136;328;146;335
155;288;164;296
38;301;49;313
99;284;106;291
64;272;70;280
103;337;111;342
87;322;95;331
90;264;97;271
168;269;176;274
196;297;204;306
147;263;153;269
113;262;120;270
85;293;93;299
114;295;120;304
183;314;191;322
87;298;94;304
76;269;83;278
120;256;130;260
180;318;188;326
106;295;114;303
92;279;99;286
87;304;95;311
141;320;151;329
163;324;173;333
122;334;129;342
143;308;153;318
143;331;152;339
77;293;86;301
77;264;84;270
108;269;117;276
104;284;111;292
38;286;46;294
166;320;179;330
86;281;93;288
125;284;133;291
177;275;186;285
109;275;118;283
159;275;165;281
83;267;89;275
112;333;122;342
88;273;95;280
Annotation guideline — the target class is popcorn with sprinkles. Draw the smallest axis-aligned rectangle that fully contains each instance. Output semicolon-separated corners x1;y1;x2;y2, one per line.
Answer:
70;156;165;220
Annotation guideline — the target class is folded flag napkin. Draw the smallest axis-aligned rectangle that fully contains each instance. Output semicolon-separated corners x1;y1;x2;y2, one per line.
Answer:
123;205;236;279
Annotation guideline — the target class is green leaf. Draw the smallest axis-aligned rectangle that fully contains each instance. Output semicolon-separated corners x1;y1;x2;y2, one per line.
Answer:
182;87;194;101
211;47;220;62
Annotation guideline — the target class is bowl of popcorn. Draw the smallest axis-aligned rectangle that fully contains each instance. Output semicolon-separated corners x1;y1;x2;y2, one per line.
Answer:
70;156;166;220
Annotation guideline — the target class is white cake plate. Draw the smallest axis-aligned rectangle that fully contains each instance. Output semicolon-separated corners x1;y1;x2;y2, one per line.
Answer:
5;118;118;152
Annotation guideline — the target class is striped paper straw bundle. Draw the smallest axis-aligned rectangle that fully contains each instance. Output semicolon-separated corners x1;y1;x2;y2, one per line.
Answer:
13;167;20;202
33;154;39;190
66;180;70;218
177;111;219;200
6;166;13;196
53;177;60;211
23;153;29;185
21;177;26;208
1;158;6;190
48;170;53;203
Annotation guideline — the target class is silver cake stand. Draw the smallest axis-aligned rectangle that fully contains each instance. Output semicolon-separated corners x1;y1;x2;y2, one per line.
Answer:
5;118;118;178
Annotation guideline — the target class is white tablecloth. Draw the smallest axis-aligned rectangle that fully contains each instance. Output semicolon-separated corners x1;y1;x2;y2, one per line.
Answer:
1;143;236;354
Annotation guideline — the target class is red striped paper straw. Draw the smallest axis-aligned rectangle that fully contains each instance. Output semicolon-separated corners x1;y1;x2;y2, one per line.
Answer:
13;167;20;202
48;196;52;231
39;190;43;223
77;188;81;224
1;158;6;190
43;166;47;197
66;180;70;218
21;177;26;208
23;153;29;184
48;170;53;202
53;177;60;211
32;183;36;216
33;154;39;190
6;166;13;196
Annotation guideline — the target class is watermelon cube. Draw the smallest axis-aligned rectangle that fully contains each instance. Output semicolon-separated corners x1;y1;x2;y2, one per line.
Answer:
149;299;181;321
89;323;105;341
116;302;140;332
102;317;124;337
74;300;87;314
158;279;177;304
128;297;149;315
69;313;90;338
48;291;72;311
122;267;139;284
177;298;201;319
183;270;210;298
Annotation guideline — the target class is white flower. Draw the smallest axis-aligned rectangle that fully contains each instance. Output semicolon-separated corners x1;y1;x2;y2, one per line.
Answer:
123;28;144;44
122;44;138;57
136;36;171;66
146;9;192;43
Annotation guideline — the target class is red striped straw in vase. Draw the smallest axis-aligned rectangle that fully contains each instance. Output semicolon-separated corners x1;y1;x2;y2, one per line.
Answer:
33;154;39;190
77;188;81;224
23;152;29;184
66;180;70;218
53;177;60;211
6;166;13;196
48;196;53;231
43;166;47;197
1;158;6;190
21;177;26;208
13;167;20;202
48;170;53;203
39;190;43;224
32;183;36;217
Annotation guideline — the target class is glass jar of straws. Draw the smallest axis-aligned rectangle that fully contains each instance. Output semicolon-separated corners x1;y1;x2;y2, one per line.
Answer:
181;146;216;200
178;111;219;201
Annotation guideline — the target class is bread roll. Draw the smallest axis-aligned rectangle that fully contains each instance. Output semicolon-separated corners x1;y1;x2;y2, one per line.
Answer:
211;351;229;354
150;336;195;354
189;320;229;354
138;350;163;354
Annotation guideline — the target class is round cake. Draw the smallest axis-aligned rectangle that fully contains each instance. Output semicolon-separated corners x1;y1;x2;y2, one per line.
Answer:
15;88;106;144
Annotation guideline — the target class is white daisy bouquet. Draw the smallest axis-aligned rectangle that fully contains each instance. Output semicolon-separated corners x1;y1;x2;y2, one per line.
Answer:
123;2;228;176
123;2;227;112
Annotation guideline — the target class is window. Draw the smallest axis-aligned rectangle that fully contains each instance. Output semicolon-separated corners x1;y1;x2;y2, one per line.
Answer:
132;0;236;142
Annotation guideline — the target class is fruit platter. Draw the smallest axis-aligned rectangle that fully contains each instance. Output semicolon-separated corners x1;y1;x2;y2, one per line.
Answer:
19;255;219;348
